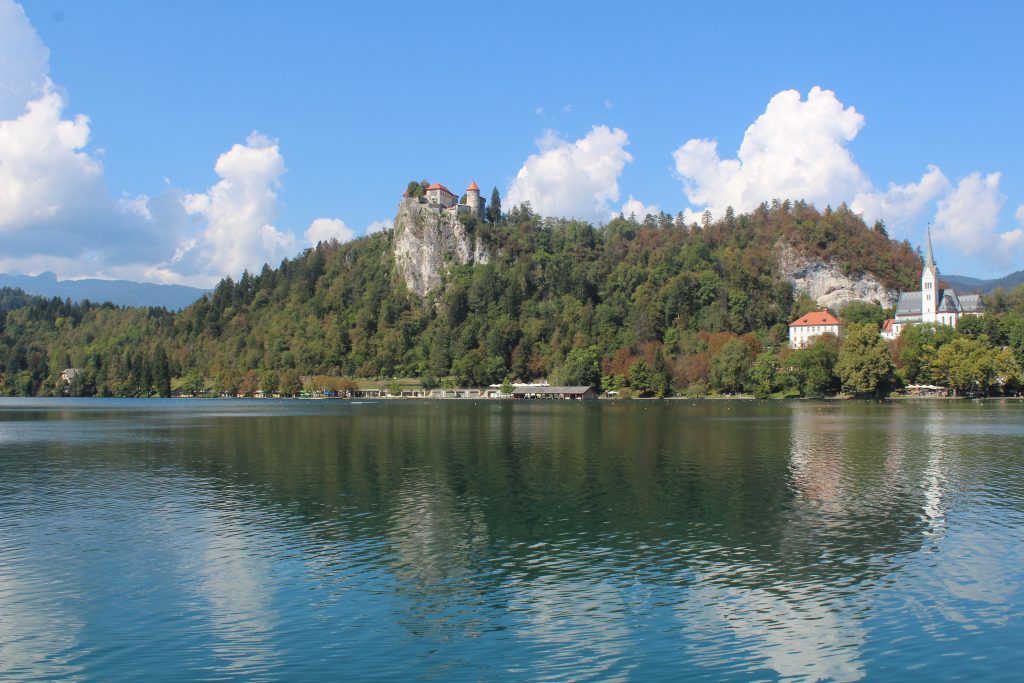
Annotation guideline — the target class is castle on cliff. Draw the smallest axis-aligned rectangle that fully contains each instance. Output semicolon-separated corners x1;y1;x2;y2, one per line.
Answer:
405;181;485;222
882;229;983;339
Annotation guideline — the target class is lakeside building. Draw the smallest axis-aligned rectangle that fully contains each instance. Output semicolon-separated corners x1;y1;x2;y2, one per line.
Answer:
509;385;598;400
882;229;982;340
789;311;843;348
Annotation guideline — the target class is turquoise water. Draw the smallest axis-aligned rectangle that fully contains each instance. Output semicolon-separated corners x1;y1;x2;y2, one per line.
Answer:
1;398;1022;681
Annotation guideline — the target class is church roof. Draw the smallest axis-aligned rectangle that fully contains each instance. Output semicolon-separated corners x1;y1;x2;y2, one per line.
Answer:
895;288;983;317
937;289;960;313
959;294;983;313
896;291;922;316
789;311;842;328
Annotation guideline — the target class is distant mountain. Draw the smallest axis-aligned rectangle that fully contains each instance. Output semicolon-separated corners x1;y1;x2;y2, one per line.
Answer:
944;270;1024;294
0;272;206;310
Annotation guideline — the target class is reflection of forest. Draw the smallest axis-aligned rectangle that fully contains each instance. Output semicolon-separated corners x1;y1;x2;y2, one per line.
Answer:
152;400;1024;680
164;402;955;577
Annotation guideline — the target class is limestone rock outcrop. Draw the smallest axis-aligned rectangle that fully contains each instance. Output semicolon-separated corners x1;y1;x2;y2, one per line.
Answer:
392;198;490;297
776;243;897;309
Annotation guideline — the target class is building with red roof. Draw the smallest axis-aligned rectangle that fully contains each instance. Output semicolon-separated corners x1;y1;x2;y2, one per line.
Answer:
788;311;842;348
424;183;457;208
416;180;485;221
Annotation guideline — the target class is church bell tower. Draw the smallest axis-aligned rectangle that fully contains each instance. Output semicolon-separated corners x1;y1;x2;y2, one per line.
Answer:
921;227;939;323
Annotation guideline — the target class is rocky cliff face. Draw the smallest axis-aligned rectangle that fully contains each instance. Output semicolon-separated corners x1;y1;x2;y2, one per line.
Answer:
392;198;490;297
776;243;897;309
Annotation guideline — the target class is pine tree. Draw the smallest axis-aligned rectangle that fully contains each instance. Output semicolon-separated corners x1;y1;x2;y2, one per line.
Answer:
488;187;502;223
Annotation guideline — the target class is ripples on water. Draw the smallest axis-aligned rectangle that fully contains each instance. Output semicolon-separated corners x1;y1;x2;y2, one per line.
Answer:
1;398;1023;681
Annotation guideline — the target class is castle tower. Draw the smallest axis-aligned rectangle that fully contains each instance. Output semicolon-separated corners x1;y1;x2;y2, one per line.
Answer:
466;181;484;221
921;227;939;323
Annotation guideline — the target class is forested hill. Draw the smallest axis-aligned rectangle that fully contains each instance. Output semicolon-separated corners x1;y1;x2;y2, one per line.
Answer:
1;200;926;397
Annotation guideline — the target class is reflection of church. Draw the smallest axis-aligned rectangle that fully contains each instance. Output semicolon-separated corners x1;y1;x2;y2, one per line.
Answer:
882;230;982;340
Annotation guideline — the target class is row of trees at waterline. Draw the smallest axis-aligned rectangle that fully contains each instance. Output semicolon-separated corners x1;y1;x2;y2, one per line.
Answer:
0;198;1020;398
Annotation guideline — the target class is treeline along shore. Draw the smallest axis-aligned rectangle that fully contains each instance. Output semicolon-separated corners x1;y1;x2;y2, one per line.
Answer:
2;197;1023;399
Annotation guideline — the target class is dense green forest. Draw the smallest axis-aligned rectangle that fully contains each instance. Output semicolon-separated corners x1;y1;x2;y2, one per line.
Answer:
1;198;1021;398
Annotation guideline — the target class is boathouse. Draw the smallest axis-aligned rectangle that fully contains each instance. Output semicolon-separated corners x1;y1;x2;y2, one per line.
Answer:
510;385;598;400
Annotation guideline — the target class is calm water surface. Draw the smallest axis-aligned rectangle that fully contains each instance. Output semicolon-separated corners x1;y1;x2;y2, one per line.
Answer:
1;398;1022;681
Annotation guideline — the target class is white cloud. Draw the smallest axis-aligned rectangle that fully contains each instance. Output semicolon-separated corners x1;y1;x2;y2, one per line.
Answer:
0;80;179;268
0;1;368;287
932;172;1022;262
304;217;354;244
673;87;871;219
182;133;296;280
618;195;659;221
0;86;99;228
0;0;49;119
671;86;1024;265
0;0;184;278
852;165;950;229
507;125;633;222
366;218;392;234
1016;204;1024;227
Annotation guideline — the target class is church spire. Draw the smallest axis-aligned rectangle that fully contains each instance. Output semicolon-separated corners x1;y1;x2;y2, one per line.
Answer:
924;225;936;273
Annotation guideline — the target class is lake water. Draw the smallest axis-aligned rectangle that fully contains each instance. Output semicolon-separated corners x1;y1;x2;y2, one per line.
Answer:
1;398;1022;681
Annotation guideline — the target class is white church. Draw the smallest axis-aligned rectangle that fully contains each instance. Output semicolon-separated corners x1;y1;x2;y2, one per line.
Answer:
882;230;983;340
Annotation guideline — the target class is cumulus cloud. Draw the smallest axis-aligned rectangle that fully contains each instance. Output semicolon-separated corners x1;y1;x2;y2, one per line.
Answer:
366;218;392;234
507;125;632;222
305;217;354;244
672;86;1024;268
0;0;49;118
933;172;1022;261
0;1;368;287
852;165;950;229
181;133;297;279
1016;204;1024;227
618;195;659;221
673;87;871;220
0;0;186;278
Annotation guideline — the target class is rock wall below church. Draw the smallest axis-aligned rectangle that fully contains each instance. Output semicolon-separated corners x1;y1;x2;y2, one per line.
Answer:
776;242;898;310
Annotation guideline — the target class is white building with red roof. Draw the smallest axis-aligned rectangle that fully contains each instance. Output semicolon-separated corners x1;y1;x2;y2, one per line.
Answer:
424;183;458;208
789;311;843;348
417;181;486;221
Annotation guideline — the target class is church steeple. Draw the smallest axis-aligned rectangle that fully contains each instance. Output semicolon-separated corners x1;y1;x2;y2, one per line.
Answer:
921;225;938;322
924;225;936;275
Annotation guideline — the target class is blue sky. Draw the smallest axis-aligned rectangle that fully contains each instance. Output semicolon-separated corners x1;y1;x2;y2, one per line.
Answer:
2;0;1023;285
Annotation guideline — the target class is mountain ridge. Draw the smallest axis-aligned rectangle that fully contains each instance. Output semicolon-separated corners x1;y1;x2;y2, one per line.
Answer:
943;270;1024;294
0;272;206;310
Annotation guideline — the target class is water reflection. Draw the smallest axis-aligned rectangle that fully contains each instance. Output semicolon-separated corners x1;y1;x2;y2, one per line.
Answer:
194;503;281;677
0;559;85;680
0;399;1022;680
